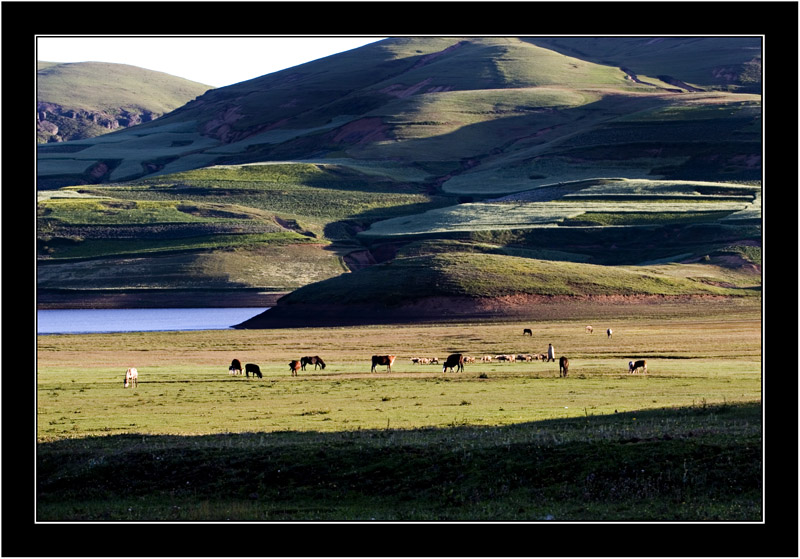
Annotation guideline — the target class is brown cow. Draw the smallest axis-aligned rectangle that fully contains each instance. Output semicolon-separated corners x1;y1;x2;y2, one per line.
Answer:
289;360;301;376
628;359;647;374
559;356;569;377
371;355;396;373
443;353;465;373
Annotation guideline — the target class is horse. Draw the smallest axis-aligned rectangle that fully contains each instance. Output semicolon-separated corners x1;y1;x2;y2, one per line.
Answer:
559;356;569;377
301;356;326;370
124;367;138;388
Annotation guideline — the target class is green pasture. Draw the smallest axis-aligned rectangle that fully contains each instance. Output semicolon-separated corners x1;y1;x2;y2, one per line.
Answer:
36;304;763;522
36;308;763;521
37;312;761;441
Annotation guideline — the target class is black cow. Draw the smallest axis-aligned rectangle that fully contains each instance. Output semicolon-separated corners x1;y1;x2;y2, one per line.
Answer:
523;328;532;336
371;355;396;373
442;353;465;373
229;358;242;376
301;356;326;370
245;363;262;379
559;356;569;377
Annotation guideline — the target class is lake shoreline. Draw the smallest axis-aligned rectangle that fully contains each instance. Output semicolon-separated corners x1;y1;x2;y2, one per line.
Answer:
36;288;287;310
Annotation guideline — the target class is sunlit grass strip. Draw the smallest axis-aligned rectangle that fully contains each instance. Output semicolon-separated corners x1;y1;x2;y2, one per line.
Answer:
361;200;752;237
39;232;319;260
38;198;263;226
561;211;733;226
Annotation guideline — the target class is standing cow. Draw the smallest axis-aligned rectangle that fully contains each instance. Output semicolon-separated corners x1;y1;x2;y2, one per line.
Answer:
442;353;465;373
371;355;396;373
124;367;138;388
559;356;569;377
523;328;532;336
245;363;262;379
607;328;613;338
628;359;647;374
229;358;242;376
289;360;301;376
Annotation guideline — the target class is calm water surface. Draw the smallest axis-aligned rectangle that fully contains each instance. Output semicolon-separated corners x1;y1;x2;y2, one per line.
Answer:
37;308;268;335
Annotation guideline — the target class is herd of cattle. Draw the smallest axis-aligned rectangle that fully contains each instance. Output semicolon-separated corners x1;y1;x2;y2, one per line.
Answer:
123;325;647;387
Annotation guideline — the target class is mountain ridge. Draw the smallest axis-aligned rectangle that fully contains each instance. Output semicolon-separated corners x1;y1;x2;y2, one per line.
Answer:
37;61;214;143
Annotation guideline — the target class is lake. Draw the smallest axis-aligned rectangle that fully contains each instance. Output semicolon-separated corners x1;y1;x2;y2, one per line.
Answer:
36;308;268;335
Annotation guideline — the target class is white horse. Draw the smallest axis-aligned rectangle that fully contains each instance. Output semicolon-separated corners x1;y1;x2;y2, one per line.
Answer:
124;367;138;388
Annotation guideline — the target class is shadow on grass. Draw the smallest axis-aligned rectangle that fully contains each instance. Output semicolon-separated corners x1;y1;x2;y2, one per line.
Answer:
37;402;762;523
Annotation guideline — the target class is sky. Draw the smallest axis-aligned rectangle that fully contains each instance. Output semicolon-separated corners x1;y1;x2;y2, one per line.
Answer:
36;36;387;88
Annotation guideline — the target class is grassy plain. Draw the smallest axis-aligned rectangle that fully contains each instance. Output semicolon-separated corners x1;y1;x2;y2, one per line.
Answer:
37;300;762;521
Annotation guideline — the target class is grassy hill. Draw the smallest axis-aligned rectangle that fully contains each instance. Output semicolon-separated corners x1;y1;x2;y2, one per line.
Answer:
37;61;213;143
36;37;762;310
37;37;760;187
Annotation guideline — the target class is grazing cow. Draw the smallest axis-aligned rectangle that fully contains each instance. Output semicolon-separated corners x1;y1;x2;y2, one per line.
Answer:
245;363;262;379
443;353;465;373
429;357;439;364
547;343;555;363
607;328;613;338
559;356;569;377
371;355;396;373
289;360;301;376
586;325;593;334
523;328;533;336
628;359;647;374
229;358;242;376
301;356;326;371
124;367;138;388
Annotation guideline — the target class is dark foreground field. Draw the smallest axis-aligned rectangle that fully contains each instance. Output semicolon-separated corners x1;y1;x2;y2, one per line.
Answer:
38;401;761;523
